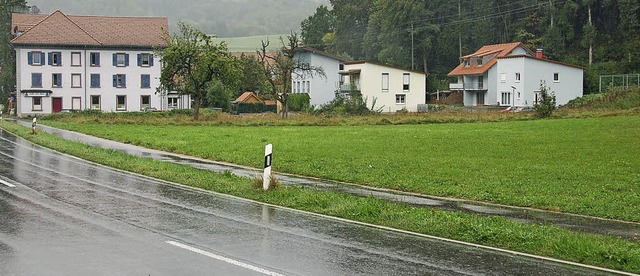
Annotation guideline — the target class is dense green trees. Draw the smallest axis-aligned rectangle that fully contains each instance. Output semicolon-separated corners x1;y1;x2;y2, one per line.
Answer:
302;0;640;93
157;23;241;120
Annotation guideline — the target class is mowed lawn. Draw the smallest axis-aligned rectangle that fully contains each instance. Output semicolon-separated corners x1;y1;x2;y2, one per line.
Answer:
45;115;640;221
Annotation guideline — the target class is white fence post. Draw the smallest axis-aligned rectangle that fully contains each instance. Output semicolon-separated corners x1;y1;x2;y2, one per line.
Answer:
31;117;37;134
263;144;272;191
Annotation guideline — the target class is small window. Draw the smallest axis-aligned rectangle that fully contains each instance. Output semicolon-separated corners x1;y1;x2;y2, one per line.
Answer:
52;73;62;88
138;53;153;67
382;73;389;92
91;95;101;110
114;53;128;67
32;96;42;111
29;51;44;66
306;81;310;93
515;72;521;82
90;52;100;66
501;92;512;105
478;76;484;89
403;73;410;91
141;74;151;88
395;94;406;104
168;97;179;109
31;73;42;87
90;74;100;88
553;73;559;82
500;73;506;83
141;95;151;110
464;59;470;67
71;74;81;88
71;52;81;66
49;52;62;66
116;95;126;111
72;97;81;110
477;58;483;66
113;74;126;88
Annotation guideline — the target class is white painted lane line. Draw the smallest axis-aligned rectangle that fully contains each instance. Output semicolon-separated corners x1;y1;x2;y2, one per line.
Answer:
166;241;286;276
0;179;15;188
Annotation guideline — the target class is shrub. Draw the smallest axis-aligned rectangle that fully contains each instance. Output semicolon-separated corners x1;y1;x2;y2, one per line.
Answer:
288;93;311;112
534;82;556;118
169;109;195;116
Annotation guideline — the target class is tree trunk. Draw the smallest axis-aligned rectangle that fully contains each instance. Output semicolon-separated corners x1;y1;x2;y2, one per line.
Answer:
193;95;201;120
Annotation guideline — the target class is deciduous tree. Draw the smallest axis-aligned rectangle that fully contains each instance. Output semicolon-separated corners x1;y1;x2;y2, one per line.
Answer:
157;22;240;120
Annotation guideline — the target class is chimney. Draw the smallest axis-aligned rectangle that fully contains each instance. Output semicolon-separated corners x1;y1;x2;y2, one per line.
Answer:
536;49;544;59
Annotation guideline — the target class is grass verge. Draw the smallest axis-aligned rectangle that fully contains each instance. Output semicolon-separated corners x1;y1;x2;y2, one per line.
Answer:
1;121;639;273
38;115;640;222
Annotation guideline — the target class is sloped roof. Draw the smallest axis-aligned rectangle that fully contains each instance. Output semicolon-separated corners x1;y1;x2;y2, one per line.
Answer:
448;42;532;76
498;55;585;70
11;10;168;47
234;92;263;103
296;47;348;62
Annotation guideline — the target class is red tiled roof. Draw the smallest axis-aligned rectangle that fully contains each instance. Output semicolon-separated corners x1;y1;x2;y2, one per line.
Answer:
11;11;168;47
448;42;532;76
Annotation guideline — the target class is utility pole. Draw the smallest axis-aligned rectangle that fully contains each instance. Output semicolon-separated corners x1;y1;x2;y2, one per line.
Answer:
411;22;415;70
458;0;462;58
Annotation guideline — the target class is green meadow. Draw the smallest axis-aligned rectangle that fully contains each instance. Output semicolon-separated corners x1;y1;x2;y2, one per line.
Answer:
38;115;640;222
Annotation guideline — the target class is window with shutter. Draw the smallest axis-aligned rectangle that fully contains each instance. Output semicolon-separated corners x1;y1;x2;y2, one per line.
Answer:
90;52;100;66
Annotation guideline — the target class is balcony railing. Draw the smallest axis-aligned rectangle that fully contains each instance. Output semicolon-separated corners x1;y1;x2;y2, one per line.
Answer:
449;82;485;90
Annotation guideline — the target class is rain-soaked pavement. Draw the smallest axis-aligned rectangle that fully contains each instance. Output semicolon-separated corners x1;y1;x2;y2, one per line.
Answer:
13;120;640;241
0;125;628;275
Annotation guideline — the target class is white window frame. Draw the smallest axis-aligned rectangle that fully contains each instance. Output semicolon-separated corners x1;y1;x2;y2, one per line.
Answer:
32;51;43;65
115;74;126;88
32;96;42;111
501;92;512;106
403;73;410;91
382;73;389;92
553;73;560;82
168;97;179;109
71;52;81;66
140;95;151;110
116;53;127;67
51;52;62;66
72;97;81;110
500;73;506;83
71;73;81;88
52;73;62;88
91;95;101;110
395;94;406;105
515;72;521;83
140;53;151;67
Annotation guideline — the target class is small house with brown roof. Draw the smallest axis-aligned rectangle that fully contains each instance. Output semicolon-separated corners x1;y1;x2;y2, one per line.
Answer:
448;42;583;107
11;10;190;116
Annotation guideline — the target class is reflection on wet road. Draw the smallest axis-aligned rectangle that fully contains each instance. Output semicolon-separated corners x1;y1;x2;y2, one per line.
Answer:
0;128;622;275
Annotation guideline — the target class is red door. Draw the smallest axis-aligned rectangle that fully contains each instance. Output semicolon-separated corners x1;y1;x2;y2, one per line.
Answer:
52;97;62;113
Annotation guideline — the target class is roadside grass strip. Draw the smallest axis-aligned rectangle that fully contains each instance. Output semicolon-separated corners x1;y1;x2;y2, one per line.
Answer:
1;121;639;274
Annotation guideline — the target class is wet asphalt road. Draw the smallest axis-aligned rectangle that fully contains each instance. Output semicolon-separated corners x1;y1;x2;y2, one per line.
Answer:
0;129;622;275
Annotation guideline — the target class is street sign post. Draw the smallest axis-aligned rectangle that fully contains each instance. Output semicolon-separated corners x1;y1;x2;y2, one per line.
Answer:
32;117;37;135
263;144;272;191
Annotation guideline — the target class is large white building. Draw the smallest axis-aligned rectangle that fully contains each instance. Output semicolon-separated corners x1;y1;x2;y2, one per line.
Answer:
11;11;190;116
448;42;584;107
292;47;346;107
340;61;427;113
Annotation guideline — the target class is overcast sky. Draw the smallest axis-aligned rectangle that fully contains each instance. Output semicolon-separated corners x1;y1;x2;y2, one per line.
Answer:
29;0;330;37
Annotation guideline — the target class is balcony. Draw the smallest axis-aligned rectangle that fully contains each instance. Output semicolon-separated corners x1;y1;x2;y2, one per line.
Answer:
449;82;486;91
338;84;361;94
449;83;463;90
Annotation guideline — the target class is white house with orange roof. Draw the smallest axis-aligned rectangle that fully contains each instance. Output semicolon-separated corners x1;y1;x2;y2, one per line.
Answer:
11;10;190;116
448;42;583;107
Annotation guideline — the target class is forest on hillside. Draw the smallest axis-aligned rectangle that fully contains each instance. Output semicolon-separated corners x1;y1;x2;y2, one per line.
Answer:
31;0;329;37
302;0;640;93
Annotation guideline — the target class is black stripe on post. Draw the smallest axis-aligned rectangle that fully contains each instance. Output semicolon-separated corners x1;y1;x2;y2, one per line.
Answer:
264;153;272;168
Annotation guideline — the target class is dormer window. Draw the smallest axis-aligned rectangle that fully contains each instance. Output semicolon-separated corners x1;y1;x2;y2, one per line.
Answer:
464;59;470;67
477;58;483;66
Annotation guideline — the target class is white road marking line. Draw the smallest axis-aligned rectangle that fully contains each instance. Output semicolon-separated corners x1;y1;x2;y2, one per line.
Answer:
166;241;286;276
0;179;15;188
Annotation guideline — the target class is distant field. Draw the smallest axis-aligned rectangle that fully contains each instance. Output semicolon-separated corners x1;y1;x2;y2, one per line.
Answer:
41;115;640;222
215;34;287;52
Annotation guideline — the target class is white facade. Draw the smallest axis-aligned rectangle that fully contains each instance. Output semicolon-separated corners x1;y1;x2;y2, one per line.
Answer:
341;62;426;112
292;48;344;107
495;57;584;106
14;47;191;116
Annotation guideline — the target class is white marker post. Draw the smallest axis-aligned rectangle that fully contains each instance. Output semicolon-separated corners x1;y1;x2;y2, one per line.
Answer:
263;144;272;191
31;117;37;135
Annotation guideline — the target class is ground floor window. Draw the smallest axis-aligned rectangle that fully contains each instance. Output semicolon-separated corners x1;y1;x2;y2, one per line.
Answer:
72;97;81;110
395;94;406;104
501;92;511;105
116;95;126;111
168;97;178;109
32;97;42;111
91;95;101;110
141;95;150;110
534;91;542;105
476;92;485;105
